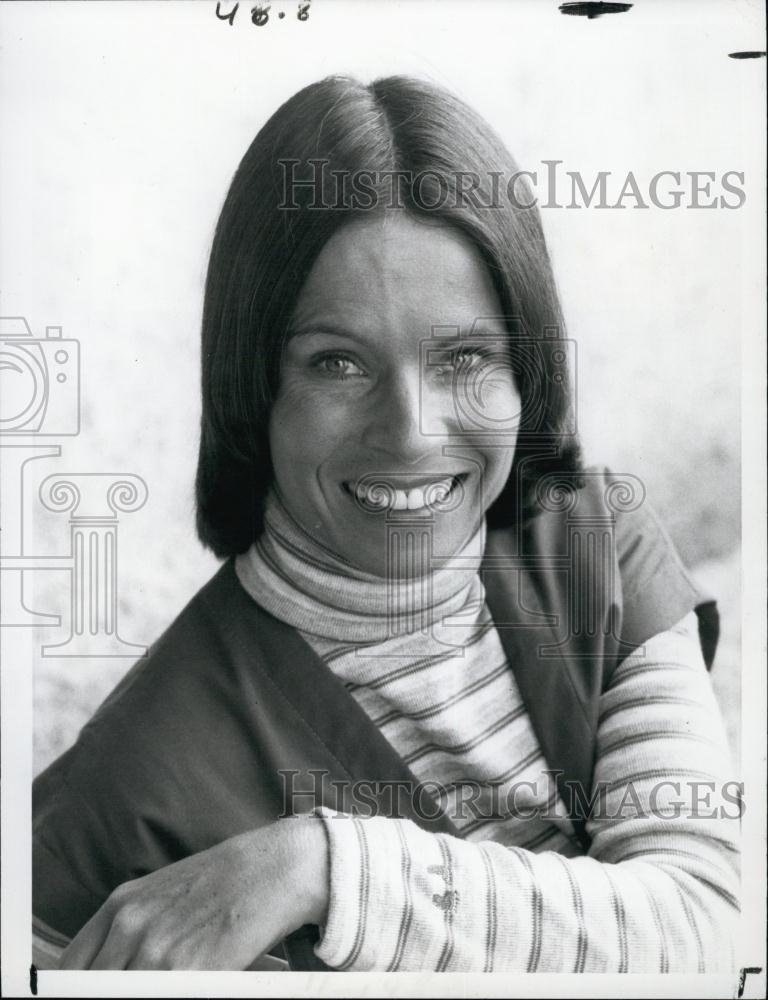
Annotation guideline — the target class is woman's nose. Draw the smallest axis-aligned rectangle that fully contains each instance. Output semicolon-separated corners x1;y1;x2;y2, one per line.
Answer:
362;369;453;461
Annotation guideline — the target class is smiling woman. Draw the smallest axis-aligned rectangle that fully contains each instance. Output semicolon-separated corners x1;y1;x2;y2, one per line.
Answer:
194;76;581;561
268;214;520;576
31;75;739;974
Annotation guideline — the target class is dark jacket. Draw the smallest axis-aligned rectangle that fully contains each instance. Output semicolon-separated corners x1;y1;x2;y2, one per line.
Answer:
32;468;717;970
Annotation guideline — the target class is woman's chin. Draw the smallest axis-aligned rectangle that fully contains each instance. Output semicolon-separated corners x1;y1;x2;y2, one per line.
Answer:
329;517;479;580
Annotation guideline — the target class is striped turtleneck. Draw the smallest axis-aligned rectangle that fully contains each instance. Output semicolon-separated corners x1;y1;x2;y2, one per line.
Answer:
235;485;488;643
236;489;576;850
234;490;739;974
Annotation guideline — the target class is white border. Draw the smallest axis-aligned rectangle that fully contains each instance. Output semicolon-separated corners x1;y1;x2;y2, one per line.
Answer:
1;1;765;997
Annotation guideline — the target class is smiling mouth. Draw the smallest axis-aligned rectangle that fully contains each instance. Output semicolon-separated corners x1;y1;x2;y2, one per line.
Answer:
342;473;467;512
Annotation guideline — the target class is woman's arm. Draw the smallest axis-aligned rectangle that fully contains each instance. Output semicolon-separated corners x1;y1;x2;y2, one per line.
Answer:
312;612;740;972
50;612;739;972
56;816;329;969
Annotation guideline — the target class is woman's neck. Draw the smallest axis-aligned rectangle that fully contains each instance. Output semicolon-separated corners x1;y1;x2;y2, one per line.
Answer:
235;488;486;643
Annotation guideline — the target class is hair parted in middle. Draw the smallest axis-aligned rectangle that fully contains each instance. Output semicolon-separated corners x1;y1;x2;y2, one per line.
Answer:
196;74;583;557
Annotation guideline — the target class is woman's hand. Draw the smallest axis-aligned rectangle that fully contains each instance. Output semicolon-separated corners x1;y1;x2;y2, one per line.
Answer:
59;818;329;970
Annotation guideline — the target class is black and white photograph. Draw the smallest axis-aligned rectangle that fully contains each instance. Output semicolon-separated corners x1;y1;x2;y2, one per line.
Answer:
1;1;765;996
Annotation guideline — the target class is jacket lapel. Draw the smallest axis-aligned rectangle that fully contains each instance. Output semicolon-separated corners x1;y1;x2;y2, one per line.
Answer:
228;561;460;837
481;527;595;848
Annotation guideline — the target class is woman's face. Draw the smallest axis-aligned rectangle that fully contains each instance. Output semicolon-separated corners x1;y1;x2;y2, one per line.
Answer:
268;213;522;576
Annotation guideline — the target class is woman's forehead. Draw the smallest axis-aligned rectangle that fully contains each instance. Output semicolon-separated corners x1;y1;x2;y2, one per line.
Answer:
314;211;477;261
289;213;504;335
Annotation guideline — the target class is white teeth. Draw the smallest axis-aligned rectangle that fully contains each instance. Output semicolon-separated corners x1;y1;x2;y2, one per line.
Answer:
406;487;424;510
392;490;409;511
352;477;456;512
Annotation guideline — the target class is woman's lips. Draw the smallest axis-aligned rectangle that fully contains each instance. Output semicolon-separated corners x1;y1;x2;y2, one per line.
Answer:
342;474;467;512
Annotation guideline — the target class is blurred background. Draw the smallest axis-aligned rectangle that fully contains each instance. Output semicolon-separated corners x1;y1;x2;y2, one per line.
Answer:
1;0;763;778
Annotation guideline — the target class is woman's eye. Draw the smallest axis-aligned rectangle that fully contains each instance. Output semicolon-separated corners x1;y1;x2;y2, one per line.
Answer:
433;347;496;377
454;347;490;370
313;354;366;379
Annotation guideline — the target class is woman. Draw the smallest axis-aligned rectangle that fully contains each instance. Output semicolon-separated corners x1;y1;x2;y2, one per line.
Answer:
32;75;739;973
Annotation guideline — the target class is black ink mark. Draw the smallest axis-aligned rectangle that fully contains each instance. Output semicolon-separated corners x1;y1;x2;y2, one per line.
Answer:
728;51;766;59
251;3;270;25
30;964;38;996
560;2;633;18
737;967;763;998
215;1;239;25
279;9;285;17
298;2;310;20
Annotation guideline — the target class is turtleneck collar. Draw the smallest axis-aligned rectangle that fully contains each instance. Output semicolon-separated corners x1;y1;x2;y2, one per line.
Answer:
235;488;487;643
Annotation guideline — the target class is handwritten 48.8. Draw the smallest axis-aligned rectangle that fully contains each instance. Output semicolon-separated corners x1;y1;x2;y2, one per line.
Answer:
214;2;311;27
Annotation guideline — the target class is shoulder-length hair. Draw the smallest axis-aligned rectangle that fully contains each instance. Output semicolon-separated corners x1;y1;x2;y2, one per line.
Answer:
196;74;582;557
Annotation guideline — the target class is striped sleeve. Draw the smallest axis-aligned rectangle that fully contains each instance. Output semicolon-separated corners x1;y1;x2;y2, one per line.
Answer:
313;612;741;972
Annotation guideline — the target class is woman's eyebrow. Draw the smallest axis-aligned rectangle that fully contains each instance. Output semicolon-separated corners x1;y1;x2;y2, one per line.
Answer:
428;325;509;345
286;323;510;346
287;323;370;344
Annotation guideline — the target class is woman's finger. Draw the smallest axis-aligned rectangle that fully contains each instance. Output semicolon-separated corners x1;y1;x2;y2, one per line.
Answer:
88;916;143;970
58;906;113;969
125;945;178;971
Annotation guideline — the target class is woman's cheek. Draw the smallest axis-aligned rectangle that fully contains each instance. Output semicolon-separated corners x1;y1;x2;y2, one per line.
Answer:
484;381;522;428
271;377;357;458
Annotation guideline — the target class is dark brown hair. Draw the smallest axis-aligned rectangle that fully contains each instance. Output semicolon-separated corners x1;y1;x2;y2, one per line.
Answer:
196;75;582;556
